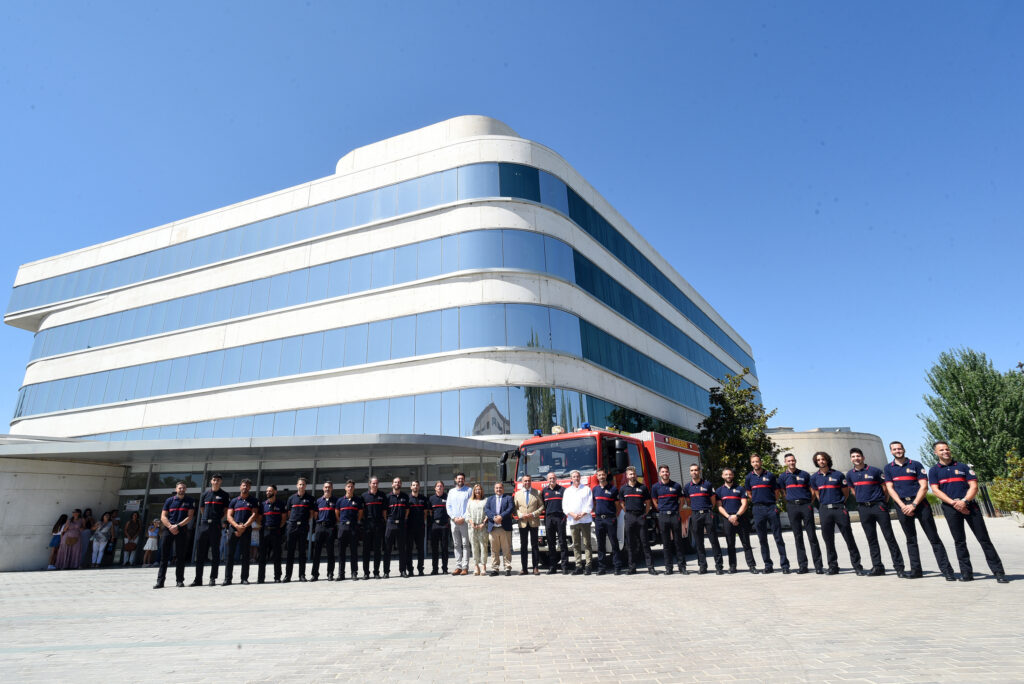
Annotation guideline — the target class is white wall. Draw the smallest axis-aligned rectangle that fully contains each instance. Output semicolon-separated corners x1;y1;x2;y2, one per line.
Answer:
0;458;124;572
768;430;888;472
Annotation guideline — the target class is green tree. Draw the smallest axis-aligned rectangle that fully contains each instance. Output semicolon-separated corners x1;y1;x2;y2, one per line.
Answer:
697;369;781;484
918;349;1024;479
988;449;1024;520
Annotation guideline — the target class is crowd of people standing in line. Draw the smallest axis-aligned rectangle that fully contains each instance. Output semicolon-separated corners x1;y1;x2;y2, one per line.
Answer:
49;508;143;570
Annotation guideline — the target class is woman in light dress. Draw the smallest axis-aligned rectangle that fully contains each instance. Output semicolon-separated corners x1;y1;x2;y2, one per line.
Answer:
465;483;490;576
55;509;84;570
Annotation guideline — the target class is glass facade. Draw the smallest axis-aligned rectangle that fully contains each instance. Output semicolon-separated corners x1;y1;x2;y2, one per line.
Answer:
80;384;686;442
14;303;711;419
10;162;754;374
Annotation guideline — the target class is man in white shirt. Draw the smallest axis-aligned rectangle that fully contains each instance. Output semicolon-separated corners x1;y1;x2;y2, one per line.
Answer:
445;472;472;575
563;470;594;575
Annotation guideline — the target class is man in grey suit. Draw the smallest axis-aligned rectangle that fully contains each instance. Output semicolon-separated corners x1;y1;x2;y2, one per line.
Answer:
485;482;515;576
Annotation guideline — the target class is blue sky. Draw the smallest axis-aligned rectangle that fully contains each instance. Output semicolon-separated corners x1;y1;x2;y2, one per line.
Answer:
2;2;1021;460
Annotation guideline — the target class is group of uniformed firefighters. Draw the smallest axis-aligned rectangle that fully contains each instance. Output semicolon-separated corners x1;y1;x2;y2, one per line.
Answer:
152;439;1010;588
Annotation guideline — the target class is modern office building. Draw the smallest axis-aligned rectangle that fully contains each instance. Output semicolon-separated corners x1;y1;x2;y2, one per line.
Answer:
767;427;888;471
1;115;758;570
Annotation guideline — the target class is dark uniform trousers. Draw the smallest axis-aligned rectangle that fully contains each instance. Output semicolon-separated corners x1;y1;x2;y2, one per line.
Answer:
786;502;823;571
224;528;252;582
384;522;409;574
193;522;222;582
311;523;336;579
688;510;722;571
518;525;540;571
858;502;905;572
284;522;309;579
337;523;359;578
623;512;653;570
751;503;789;570
593;514;622;571
818;505;863;571
895;499;951;574
941;501;1005;576
657;511;687;569
723;515;757;570
156;529;190;585
258;526;283;582
362;523;384;575
429;522;450;573
406;524;425;573
546;515;569;571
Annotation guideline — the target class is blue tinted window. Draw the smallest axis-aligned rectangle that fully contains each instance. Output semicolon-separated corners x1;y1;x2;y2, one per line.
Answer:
239;343;262;382
294;207;317;242
460;304;506;348
252;413;275;437
366;320;391;364
178;295;198;329
268;273;289;311
459;231;503;270
390;316;415;359
286;269;308;307
419;172;443;207
322;329;344;369
506;304;551;349
416;311;441;355
119;366;139;401
221;347;243;385
396;178;419;215
499;164;540;202
167;357;189;394
394;244;417;283
299;332;324;373
371;250;394;288
134;363;155;397
458;163;499;200
259;340;282;379
230;282;252;318
502;230;545;272
184;353;206;391
538;170;569;215
340;402;364;433
550;309;582;356
249;277;270;314
363;399;388;433
460;387;509;436
273;411;296;437
440;308;459;352
343;324;367;366
333;196;355;231
417;239;441;280
414;393;441;434
354;190;374;226
307;264;329;302
202;350;225;387
327;260;349;297
192;421;213;439
440;390;459;436
213;418;234;438
349;255;371;292
294;408;318;436
441;235;458;273
96;371;114;404
232;415;254;438
544;236;575;282
389;395;414;432
176;423;197;439
150;360;172;396
279;336;302;377
316;405;341;434
374;185;396;221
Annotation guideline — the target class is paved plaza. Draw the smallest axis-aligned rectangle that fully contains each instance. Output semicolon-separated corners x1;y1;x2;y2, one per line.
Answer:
1;517;1022;683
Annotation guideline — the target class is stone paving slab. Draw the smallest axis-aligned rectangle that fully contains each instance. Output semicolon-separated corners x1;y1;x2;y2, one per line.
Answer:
1;517;1022;683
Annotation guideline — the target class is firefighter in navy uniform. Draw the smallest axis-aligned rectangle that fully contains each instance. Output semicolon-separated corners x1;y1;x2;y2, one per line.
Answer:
847;448;906;577
809;452;865;576
541;472;569;574
883;441;954;581
592;468;623;575
257;484;286;583
191;473;230;587
362;477;386;579
778;454;824;574
153;481;196;589
683;463;724;575
715;468;759;574
284;477;316;582
335;480;364;581
407;480;429;576
618;466;656;574
428;481;450;575
928;441;1009;583
651;465;688;575
310;481;338;582
744;454;790;574
223;478;259;586
384;478;411;578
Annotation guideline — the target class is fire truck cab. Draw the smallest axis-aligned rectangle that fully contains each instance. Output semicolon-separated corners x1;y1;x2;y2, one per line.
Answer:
499;423;703;551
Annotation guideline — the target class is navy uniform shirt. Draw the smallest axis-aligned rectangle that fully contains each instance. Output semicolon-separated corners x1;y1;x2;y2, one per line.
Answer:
810;470;847;505
651;480;683;513
744;470;779;504
199;489;231;524
362;490;386;526
386;491;410;525
408;493;428;527
228;495;259;525
928;461;976;500
315;495;338;525
261;499;286;530
541;485;565;518
883;459;928;500
683;480;715;511
335;495;363;526
618;482;651;513
847;466;886;503
162;495;196;525
715;484;746;515
286;492;316;525
777;470;813;502
429;494;449;525
592;484;619;516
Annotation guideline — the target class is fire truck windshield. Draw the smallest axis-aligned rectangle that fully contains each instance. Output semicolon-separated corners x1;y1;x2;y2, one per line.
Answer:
517;437;598;480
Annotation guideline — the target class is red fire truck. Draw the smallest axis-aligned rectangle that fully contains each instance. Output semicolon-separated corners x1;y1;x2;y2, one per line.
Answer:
499;423;703;549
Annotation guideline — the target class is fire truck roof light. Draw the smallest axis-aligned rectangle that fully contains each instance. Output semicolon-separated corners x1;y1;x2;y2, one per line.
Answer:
533;429;543;437
581;422;591;430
